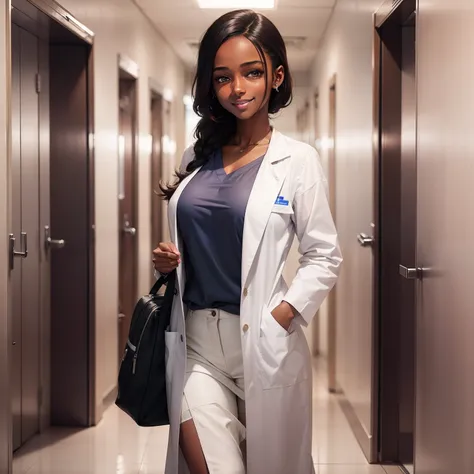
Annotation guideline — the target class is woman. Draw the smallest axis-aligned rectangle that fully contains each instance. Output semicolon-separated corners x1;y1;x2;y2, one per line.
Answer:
153;9;342;474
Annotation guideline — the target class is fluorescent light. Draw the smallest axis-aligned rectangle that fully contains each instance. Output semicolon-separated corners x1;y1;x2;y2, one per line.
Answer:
197;0;275;9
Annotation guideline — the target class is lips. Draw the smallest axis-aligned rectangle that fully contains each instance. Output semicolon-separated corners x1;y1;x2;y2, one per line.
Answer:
232;99;254;110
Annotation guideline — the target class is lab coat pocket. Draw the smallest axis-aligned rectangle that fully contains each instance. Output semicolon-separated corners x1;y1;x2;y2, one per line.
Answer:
257;305;308;389
271;204;294;215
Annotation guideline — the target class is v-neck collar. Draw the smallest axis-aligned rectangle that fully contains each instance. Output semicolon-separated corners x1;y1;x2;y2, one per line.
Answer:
216;149;265;179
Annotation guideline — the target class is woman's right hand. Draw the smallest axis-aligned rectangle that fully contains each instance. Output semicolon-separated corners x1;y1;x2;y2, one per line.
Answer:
152;242;181;274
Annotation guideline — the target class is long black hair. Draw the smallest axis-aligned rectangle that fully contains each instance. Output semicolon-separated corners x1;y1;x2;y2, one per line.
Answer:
160;9;293;200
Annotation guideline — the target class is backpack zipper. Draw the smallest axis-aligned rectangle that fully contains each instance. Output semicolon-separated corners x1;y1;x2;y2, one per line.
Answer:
132;308;155;375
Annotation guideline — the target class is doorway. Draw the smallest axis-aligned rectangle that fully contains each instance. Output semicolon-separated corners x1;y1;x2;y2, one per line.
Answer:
118;66;138;362
373;0;417;470
10;0;95;453
327;76;338;393
312;89;320;358
150;89;164;286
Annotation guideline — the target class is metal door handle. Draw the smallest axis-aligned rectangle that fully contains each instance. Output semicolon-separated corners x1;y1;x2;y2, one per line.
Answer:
357;233;375;247
9;232;28;270
399;265;424;280
45;226;65;250
123;221;137;236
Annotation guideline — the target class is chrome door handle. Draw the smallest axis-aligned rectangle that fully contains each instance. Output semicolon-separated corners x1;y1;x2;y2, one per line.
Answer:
123;221;137;236
399;265;424;280
45;226;65;250
357;233;375;247
9;232;28;270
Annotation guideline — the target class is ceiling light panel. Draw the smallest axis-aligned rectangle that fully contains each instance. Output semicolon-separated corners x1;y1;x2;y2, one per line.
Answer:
197;0;275;9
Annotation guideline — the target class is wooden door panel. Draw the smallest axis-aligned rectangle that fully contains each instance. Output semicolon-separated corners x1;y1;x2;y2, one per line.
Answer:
11;22;23;452
398;21;416;468
118;78;137;359
49;44;90;426
19;26;40;446
415;1;474;471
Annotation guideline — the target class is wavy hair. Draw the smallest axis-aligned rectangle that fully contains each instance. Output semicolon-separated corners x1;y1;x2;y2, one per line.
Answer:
160;9;293;200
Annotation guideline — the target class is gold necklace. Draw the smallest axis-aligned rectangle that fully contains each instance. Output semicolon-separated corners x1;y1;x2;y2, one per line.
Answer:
234;130;272;153
238;140;270;153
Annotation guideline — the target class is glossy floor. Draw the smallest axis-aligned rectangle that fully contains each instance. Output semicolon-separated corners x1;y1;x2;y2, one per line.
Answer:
13;358;403;474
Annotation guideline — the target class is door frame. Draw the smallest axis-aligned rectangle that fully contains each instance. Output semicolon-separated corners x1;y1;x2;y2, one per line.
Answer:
312;88;320;357
372;0;417;464
327;75;338;392
1;3;13;471
5;0;96;462
117;55;139;366
149;84;164;287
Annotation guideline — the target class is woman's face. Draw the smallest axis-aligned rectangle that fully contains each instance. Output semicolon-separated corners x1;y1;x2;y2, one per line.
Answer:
212;36;284;120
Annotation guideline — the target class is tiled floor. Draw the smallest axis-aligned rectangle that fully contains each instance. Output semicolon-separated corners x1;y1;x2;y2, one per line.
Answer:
13;358;403;474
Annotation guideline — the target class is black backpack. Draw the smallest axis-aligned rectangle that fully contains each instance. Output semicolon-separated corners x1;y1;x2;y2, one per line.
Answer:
115;271;176;426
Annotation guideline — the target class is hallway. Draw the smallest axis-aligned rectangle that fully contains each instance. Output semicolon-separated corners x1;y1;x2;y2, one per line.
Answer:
12;359;400;474
1;0;474;473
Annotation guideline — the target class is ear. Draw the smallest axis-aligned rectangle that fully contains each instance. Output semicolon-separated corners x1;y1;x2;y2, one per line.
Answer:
273;65;285;89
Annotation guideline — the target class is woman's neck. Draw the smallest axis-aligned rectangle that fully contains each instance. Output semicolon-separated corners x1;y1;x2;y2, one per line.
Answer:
234;109;272;146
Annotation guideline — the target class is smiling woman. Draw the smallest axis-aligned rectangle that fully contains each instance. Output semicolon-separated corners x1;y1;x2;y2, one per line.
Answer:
160;9;292;197
155;9;342;474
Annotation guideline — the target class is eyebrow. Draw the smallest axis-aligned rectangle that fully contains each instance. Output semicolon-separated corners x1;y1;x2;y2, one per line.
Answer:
213;60;264;72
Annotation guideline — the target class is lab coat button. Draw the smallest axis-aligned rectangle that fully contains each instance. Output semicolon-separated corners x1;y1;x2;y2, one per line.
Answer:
243;288;248;297
242;324;249;333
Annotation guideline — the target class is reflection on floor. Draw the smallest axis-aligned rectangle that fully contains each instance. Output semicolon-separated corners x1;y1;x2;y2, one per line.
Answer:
13;357;403;474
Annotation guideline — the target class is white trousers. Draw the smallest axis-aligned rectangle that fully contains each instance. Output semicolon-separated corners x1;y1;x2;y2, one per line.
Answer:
181;308;246;474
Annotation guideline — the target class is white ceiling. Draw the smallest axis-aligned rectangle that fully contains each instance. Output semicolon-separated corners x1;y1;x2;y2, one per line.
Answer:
135;0;336;72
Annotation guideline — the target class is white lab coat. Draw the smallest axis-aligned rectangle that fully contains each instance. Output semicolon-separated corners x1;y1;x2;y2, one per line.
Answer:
164;130;342;474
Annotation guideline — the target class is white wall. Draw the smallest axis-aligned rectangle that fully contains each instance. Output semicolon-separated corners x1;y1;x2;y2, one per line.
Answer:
310;0;384;441
57;0;188;417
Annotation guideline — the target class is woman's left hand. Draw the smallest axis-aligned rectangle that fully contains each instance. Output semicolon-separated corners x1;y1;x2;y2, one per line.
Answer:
271;302;297;332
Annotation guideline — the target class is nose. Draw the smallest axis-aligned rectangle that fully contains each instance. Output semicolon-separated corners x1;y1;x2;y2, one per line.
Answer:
233;76;246;96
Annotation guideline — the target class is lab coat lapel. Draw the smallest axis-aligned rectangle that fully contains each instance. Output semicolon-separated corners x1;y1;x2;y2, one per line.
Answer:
242;130;291;287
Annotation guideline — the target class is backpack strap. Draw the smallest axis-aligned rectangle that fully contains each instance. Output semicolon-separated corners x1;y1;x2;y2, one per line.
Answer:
149;270;176;296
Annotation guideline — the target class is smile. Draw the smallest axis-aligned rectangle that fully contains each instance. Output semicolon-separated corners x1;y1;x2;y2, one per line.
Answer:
232;99;254;110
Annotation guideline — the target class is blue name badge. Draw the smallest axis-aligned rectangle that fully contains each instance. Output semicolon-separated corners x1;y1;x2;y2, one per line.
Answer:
275;195;289;206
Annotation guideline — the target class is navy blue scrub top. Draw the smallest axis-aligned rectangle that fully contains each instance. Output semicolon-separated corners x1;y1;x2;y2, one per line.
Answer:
177;150;264;315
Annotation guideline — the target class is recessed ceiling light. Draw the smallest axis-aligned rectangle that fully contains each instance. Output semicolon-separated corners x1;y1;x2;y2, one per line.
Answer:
197;0;275;9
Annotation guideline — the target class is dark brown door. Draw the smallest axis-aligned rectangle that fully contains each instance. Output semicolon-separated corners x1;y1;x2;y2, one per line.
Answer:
49;42;93;426
10;0;95;448
118;76;138;360
398;15;416;473
150;92;164;286
11;23;41;451
373;0;416;466
327;77;337;392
